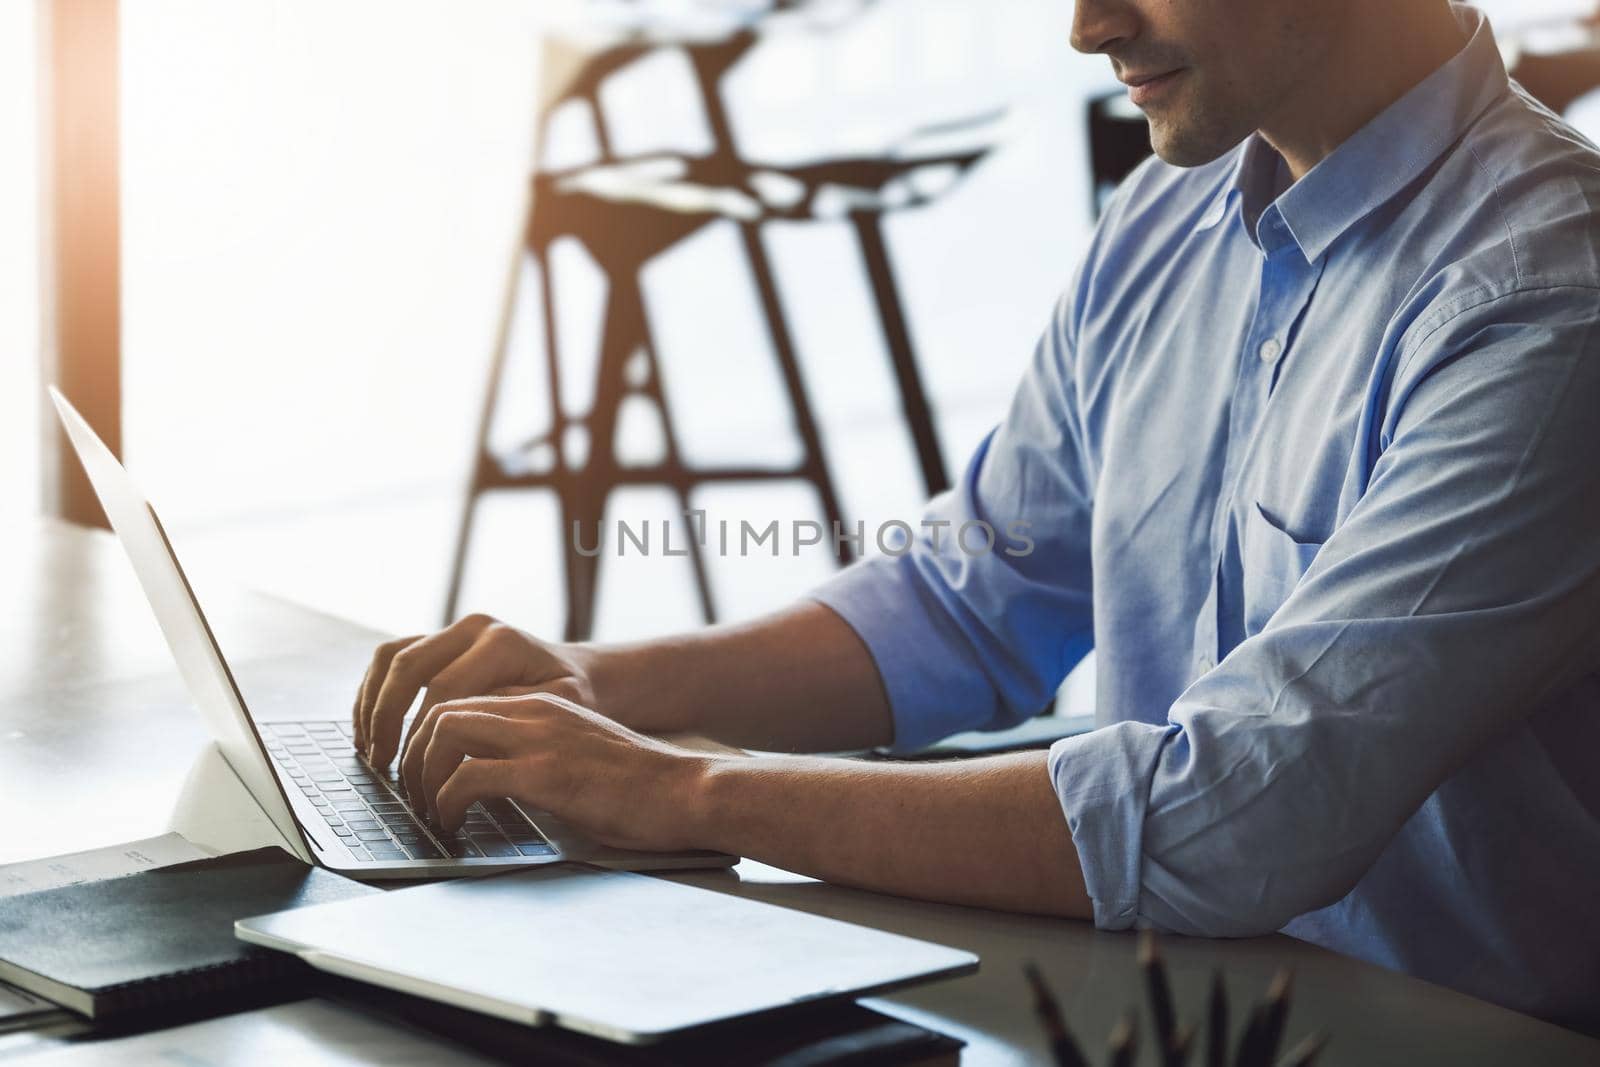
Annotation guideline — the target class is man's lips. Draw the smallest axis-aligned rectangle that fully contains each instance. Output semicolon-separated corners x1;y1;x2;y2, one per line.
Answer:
1121;68;1186;107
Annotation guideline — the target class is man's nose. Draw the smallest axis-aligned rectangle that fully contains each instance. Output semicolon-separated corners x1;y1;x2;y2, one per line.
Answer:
1069;0;1139;55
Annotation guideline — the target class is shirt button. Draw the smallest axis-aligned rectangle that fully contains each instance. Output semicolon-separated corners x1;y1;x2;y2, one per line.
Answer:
1258;338;1283;364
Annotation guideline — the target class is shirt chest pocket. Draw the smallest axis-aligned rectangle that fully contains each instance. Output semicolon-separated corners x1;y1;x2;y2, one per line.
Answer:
1242;501;1326;636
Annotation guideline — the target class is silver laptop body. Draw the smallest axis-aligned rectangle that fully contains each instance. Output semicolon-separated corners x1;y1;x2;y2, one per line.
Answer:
51;387;733;880
237;864;980;1044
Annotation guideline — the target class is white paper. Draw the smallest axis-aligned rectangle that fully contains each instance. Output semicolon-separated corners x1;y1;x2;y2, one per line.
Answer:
0;833;212;900
16;1000;499;1066
166;742;295;857
0;980;59;1021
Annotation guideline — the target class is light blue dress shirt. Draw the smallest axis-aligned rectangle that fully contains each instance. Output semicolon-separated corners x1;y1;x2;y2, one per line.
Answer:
813;4;1600;1031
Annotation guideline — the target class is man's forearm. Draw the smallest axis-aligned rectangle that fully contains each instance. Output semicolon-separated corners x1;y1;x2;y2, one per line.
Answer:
579;601;895;753
686;749;1093;917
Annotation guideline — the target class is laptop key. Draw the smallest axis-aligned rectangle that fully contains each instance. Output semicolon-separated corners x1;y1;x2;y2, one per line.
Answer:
354;829;391;843
347;819;381;831
475;840;519;858
332;826;355;838
495;812;535;831
403;841;443;859
441;837;481;858
516;843;556;857
368;848;407;861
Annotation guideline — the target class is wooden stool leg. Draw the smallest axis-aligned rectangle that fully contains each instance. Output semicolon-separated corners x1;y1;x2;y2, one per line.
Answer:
443;488;480;625
736;221;855;567
852;211;951;498
561;486;606;643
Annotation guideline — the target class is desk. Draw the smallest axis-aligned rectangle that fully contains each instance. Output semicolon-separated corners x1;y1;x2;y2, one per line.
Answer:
5;519;1598;1065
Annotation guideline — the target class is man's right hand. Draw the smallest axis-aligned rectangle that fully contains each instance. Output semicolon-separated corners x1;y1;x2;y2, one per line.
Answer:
352;614;598;773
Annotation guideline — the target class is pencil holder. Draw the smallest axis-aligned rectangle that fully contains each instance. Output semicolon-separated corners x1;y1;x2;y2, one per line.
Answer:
1024;930;1329;1067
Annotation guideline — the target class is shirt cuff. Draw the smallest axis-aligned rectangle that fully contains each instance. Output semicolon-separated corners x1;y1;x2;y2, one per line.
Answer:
1048;720;1176;929
809;553;1002;753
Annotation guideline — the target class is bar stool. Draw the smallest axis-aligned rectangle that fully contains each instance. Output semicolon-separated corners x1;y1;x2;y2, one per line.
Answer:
446;3;1001;638
446;13;863;638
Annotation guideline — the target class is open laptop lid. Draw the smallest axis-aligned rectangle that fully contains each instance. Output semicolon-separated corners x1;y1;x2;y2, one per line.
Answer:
49;387;314;863
237;864;980;1044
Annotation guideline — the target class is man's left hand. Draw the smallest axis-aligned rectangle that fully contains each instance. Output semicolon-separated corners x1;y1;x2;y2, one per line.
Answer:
401;691;714;850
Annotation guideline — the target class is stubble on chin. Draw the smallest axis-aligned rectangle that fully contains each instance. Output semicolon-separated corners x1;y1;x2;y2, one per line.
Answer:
1147;82;1255;169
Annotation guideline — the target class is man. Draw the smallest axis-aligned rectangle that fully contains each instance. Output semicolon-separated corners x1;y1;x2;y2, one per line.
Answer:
355;0;1600;1030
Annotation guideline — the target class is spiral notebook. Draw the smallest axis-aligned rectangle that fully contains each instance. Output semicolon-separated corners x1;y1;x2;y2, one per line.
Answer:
0;846;375;1021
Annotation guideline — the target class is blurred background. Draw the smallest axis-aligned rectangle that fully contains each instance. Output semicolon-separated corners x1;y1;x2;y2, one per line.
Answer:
5;0;1599;728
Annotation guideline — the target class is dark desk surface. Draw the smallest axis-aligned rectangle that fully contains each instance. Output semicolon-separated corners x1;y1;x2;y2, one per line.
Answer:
4;519;1598;1065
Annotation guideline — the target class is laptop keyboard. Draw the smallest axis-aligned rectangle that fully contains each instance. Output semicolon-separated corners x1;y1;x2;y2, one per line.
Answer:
263;721;555;863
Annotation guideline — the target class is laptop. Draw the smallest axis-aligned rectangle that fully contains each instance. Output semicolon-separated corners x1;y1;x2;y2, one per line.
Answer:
50;387;734;880
237;864;980;1044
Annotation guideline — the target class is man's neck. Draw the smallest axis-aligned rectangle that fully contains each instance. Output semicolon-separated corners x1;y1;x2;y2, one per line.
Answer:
1260;1;1467;181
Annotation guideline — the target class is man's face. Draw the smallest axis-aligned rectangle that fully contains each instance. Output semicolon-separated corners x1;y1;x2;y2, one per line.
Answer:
1071;0;1339;166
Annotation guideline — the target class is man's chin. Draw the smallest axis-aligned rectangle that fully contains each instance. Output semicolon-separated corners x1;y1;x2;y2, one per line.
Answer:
1147;119;1249;169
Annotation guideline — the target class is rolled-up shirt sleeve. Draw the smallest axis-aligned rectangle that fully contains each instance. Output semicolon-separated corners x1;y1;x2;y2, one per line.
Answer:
811;293;1098;752
1050;287;1600;935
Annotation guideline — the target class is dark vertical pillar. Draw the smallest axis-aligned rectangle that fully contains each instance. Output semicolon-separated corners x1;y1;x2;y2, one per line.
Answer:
38;0;121;528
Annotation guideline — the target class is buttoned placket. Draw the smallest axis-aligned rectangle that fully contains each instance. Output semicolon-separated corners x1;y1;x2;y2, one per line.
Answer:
1193;205;1327;676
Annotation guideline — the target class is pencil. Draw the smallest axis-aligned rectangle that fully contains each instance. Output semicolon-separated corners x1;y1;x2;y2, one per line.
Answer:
1023;960;1088;1067
1232;969;1293;1067
1168;1018;1198;1067
1258;968;1293;1059
1140;929;1178;1050
1277;1030;1329;1067
1233;1000;1271;1067
1108;1009;1138;1067
1207;969;1228;1067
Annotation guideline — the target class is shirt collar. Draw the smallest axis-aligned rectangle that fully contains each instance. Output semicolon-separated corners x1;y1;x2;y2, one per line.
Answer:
1224;2;1508;262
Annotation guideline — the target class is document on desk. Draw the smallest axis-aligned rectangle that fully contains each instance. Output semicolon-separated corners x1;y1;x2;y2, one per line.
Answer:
0;833;212;899
13;999;498;1065
0;980;60;1023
